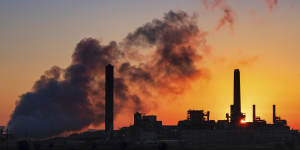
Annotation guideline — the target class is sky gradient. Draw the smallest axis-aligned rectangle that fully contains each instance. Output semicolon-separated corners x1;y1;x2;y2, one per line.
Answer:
1;0;300;130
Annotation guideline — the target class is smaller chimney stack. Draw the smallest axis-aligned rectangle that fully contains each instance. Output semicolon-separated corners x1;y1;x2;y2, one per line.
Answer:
207;111;210;121
273;104;276;124
253;105;256;122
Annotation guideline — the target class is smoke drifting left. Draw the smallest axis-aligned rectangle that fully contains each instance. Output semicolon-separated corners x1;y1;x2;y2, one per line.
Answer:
8;10;209;138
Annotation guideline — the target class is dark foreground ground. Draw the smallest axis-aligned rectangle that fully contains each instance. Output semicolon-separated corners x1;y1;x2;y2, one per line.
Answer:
1;130;299;150
1;140;300;150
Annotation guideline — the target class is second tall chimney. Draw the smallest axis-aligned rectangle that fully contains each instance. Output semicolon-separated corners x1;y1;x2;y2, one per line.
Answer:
105;64;114;134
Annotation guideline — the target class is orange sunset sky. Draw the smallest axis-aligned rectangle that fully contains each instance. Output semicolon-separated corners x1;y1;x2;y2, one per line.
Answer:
1;0;300;130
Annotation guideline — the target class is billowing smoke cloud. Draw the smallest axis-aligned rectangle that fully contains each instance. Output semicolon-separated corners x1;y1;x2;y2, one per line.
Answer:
8;10;208;138
122;10;207;94
8;40;122;137
264;0;278;12
201;0;235;31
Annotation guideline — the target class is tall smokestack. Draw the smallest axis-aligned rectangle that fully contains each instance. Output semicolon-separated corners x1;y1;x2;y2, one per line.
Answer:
253;105;256;122
105;64;114;134
273;104;276;124
234;69;241;113
231;69;242;128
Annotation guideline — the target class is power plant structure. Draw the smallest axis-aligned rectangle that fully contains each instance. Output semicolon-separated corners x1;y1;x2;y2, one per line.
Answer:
1;68;298;150
116;69;296;144
76;66;297;146
122;69;290;129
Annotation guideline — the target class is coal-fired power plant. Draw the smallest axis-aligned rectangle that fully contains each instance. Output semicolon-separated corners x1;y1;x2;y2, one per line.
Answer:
105;64;114;135
1;68;297;149
113;68;296;145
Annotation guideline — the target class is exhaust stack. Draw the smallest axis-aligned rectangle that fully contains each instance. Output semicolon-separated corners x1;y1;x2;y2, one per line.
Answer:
273;104;276;124
105;64;114;135
253;105;256;122
231;69;243;128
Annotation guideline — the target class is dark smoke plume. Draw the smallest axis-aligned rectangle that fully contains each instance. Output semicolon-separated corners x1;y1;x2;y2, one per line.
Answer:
201;0;235;31
8;10;208;138
216;7;234;31
264;0;278;12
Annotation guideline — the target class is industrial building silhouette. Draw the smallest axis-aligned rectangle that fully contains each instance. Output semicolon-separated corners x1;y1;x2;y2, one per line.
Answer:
103;65;295;145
